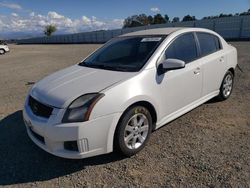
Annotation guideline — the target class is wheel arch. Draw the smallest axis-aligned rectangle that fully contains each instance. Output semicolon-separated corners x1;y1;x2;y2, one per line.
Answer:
122;101;157;126
112;100;158;151
228;67;235;76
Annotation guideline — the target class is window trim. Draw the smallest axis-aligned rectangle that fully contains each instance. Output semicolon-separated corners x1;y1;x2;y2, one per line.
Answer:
159;32;200;65
194;32;223;59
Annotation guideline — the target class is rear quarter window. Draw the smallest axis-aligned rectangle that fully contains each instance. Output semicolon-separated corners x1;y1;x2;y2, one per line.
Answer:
196;32;222;57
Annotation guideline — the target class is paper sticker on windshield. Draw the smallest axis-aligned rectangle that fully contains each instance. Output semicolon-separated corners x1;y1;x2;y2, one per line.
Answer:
141;37;162;42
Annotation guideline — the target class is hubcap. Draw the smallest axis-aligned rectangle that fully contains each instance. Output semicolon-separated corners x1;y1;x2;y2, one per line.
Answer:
124;113;149;150
0;50;4;54
222;74;233;97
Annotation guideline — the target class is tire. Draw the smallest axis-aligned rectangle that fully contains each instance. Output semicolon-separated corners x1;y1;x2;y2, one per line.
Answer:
114;106;153;157
217;70;234;101
0;49;5;55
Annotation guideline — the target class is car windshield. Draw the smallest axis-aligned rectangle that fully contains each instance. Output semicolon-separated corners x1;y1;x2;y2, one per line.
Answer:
79;36;165;72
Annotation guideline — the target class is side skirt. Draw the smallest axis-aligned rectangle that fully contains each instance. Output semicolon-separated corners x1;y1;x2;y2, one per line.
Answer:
155;90;219;129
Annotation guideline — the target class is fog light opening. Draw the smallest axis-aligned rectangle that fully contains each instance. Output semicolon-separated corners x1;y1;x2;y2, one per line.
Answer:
64;141;79;152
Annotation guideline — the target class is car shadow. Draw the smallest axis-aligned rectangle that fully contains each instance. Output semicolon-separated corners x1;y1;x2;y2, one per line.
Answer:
205;97;221;104
0;110;125;185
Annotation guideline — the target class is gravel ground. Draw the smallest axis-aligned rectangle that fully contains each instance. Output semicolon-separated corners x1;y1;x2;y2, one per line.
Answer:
0;43;249;188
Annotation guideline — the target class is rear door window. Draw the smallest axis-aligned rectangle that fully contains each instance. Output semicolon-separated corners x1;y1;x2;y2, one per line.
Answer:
196;32;221;57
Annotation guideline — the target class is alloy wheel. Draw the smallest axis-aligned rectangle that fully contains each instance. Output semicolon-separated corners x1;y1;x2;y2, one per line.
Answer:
124;113;149;150
222;74;233;97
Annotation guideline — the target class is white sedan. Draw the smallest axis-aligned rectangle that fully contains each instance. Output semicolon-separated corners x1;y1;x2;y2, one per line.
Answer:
23;27;237;159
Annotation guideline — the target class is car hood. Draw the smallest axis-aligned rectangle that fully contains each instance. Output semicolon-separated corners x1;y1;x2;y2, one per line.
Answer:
31;65;136;108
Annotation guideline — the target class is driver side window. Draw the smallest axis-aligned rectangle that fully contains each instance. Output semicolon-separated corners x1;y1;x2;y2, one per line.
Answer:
165;33;198;64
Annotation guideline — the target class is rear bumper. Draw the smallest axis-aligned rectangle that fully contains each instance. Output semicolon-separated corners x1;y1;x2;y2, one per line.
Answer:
23;104;121;159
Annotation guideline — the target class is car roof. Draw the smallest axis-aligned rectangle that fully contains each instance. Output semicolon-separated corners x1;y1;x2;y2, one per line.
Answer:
120;27;185;37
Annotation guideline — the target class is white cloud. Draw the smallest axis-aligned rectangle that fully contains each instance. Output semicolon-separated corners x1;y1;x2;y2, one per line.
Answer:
48;11;64;19
11;13;18;17
29;12;35;17
150;7;160;13
0;19;5;28
0;11;124;38
82;16;91;25
0;2;22;10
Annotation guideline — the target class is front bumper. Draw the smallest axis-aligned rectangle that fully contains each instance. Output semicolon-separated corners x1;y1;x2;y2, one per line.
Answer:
3;46;10;52
23;103;121;159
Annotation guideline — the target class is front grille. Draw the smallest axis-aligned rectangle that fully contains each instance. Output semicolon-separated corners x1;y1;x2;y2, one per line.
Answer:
29;127;45;144
28;96;53;118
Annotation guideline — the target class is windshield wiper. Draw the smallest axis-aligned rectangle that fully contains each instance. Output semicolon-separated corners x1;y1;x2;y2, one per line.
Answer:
79;62;132;72
95;64;131;72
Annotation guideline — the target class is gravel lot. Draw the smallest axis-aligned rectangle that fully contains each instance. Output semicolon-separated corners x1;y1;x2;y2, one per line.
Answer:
0;43;249;187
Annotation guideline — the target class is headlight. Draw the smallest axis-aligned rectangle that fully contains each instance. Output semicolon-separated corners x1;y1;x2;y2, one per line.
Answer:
62;93;104;123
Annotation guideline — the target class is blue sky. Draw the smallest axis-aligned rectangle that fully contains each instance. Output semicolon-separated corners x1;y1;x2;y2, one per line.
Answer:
0;0;249;39
1;0;249;19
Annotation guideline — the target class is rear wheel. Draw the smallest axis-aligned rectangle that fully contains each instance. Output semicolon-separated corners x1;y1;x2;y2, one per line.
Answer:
0;49;5;55
217;71;234;100
115;106;152;157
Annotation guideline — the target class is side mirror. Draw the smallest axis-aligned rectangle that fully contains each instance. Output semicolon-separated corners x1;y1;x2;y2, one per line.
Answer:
162;58;185;71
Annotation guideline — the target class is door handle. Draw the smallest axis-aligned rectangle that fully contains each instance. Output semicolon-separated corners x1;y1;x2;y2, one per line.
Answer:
194;67;201;75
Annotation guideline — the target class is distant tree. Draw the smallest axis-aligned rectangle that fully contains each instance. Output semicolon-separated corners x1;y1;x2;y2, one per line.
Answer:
153;14;166;24
129;20;143;27
123;17;132;28
123;14;150;28
219;13;233;18
203;15;214;20
148;15;154;25
164;14;170;22
219;13;225;18
219;13;226;18
239;12;246;16
172;17;180;22
123;8;250;28
182;15;196;22
44;25;57;36
203;9;250;19
138;14;150;25
240;9;250;16
123;15;142;28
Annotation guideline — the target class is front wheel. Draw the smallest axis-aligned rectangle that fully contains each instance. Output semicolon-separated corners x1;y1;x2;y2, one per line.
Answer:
217;71;234;101
114;106;152;157
0;49;5;55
